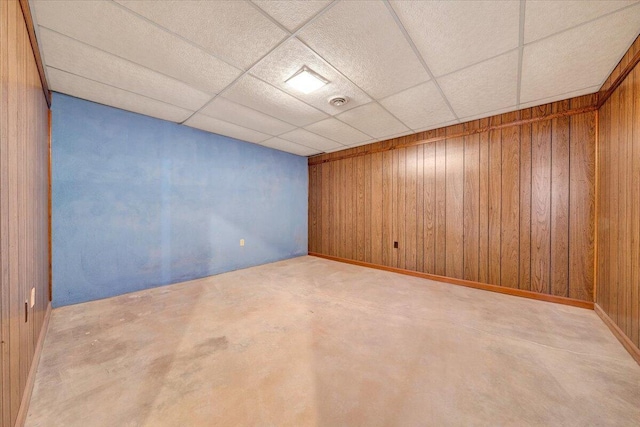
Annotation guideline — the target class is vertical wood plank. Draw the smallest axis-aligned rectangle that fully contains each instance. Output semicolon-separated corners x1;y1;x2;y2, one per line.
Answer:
501;112;520;288
597;98;610;312
364;153;372;263
405;145;417;271
619;74;633;336
488;115;502;285
446;124;465;279
531;105;552;294
463;121;480;282
569;100;596;302
371;152;383;265
344;158;354;260
320;163;330;255
424;134;437;274
396;147;406;269
308;165;317;253
416;143;424;272
478;119;491;284
632;66;640;348
609;88;620;324
519;109;532;291
382;148;394;267
435;129;447;276
356;155;365;261
0;1;10;422
551;100;570;297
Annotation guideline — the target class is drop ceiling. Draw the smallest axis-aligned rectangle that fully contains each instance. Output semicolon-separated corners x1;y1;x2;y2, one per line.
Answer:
30;0;640;157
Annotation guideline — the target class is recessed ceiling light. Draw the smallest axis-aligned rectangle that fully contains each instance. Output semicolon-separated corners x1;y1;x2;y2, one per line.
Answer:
285;66;328;94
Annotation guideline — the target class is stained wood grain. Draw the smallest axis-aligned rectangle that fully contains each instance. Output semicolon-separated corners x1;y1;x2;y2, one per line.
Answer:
519;109;532;291
478;118;491;284
569;97;596;302
1;1;50;424
423;135;436;274
501;112;520;288
308;96;596;304
597;37;640;359
531;104;552;295
396;147;406;269
551;100;570;297
382;149;393;267
415;144;424;272
435;131;447;276
446;124;464;279
488;115;502;286
463;121;480;282
371;153;383;265
405;145;418;271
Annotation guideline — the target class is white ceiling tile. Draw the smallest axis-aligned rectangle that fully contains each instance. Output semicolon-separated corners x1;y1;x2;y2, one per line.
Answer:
249;38;372;115
223;74;328;127
260;137;320;156
413;119;460;134
33;0;241;95
336;102;409;139
518;86;600;110
40;28;211;111
305;118;372;145
251;0;332;32
279;128;345;151
380;81;456;131
298;0;429;99
525;0;637;44
200;97;296;136
390;0;520;77
48;68;192;123
458;106;519;123
323;145;351;153
184;114;271;144
439;50;519;119
521;5;640;104
347;140;375;148
115;0;287;70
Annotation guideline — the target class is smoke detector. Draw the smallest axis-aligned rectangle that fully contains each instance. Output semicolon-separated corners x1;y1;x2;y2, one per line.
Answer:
329;96;349;107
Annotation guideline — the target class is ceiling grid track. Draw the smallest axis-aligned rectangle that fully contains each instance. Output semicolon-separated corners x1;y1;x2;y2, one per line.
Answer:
29;0;640;155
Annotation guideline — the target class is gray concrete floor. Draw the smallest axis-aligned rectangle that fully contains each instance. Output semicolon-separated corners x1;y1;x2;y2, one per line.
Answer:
27;256;640;426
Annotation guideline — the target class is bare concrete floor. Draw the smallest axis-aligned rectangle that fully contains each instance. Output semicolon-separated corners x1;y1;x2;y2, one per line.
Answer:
27;256;640;426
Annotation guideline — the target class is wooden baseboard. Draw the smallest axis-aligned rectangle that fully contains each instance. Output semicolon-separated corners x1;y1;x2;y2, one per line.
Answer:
594;303;640;366
15;302;52;427
309;253;594;310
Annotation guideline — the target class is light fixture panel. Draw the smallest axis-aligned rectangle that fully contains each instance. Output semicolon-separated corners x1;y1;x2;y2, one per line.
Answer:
285;66;328;94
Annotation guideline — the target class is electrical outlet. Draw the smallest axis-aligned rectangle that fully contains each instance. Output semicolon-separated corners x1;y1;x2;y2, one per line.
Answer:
240;239;245;247
30;287;35;308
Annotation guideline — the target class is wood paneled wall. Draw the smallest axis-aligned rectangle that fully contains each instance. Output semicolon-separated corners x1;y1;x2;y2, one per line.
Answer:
596;35;640;361
1;0;51;425
309;95;597;302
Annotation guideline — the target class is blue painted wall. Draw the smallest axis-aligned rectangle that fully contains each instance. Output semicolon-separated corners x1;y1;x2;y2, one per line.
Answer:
52;93;308;307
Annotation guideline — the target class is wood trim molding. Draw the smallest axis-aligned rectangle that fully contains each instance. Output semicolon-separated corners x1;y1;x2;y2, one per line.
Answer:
309;104;597;165
597;47;640;109
594;304;640;366
47;109;52;301
310;252;594;310
18;0;51;107
14;302;52;427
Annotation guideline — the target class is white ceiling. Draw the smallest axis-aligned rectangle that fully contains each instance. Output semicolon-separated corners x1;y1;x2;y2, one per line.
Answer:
30;0;640;157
